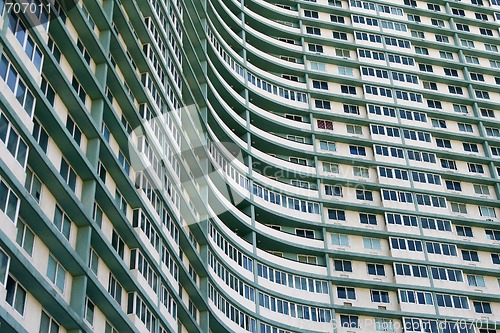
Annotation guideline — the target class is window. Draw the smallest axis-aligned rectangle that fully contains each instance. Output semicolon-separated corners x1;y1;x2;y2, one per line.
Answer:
296;229;315;239
337;286;356;299
330;15;345;23
25;167;42;203
451;202;467;214
444;68;458;77
32;118;49;153
369;105;395;117
426;242;457;256
350;145;366;156
480;28;493;36
439;51;454;59
486;229;500;240
5;275;26;315
340;315;359;328
475;90;490;99
371;290;390;303
285;114;303;122
456;226;473;237
0;54;35;116
46;254;66;292
419;64;433;72
453;104;469;114
341;85;356;94
470;72;485;81
407;14;421;22
60;158;76;192
387;213;418;227
473;301;492;314
312;80;328;90
0;248;9;286
474;184;490;195
308;44;323;53
431;19;444;28
463;143;478;153
360;213;377;225
305;26;321;35
341;104;358;115
462;250;479;262
332;31;348;40
396;90;422;102
479;206;496;218
492;254;500;264
458;123;473;133
485;44;498;52
353;167;369;178
304;10;319;18
315;100;331;109
325;185;342;197
395;263;428;278
467;275;486;287
383;190;413;203
468;163;484;174
367;263;385;276
399;290;433;304
0;113;28;167
334;260;352;272
108;273;122;305
363;237;381;250
465;55;479;64
412;172;440;185
89;248;99;275
331;233;349;246
427;100;442;109
336;48;350;58
71;75;87;103
347;125;363;135
421;218;451;231
53;205;71;240
65;114;82;146
448;86;463;95
481;108;495;118
356;189;373;201
461;39;475;48
297;255;317;264
323;162;339;174
436;294;469;309
328;209;346;221
408;150;436;163
390;238;423;251
441;159;457;170
436;139;452;149
16;219;34;256
39;310;60;333
112;230;125;259
289;157;307;166
85;297;95;326
445;180;462;191
320;141;336;152
432;119;446;128
317;120;333;130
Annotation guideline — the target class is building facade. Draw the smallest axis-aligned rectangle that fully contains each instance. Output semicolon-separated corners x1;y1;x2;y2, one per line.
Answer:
0;0;499;332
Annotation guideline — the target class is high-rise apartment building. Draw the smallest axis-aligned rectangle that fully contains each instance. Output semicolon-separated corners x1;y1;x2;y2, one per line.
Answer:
0;0;499;332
